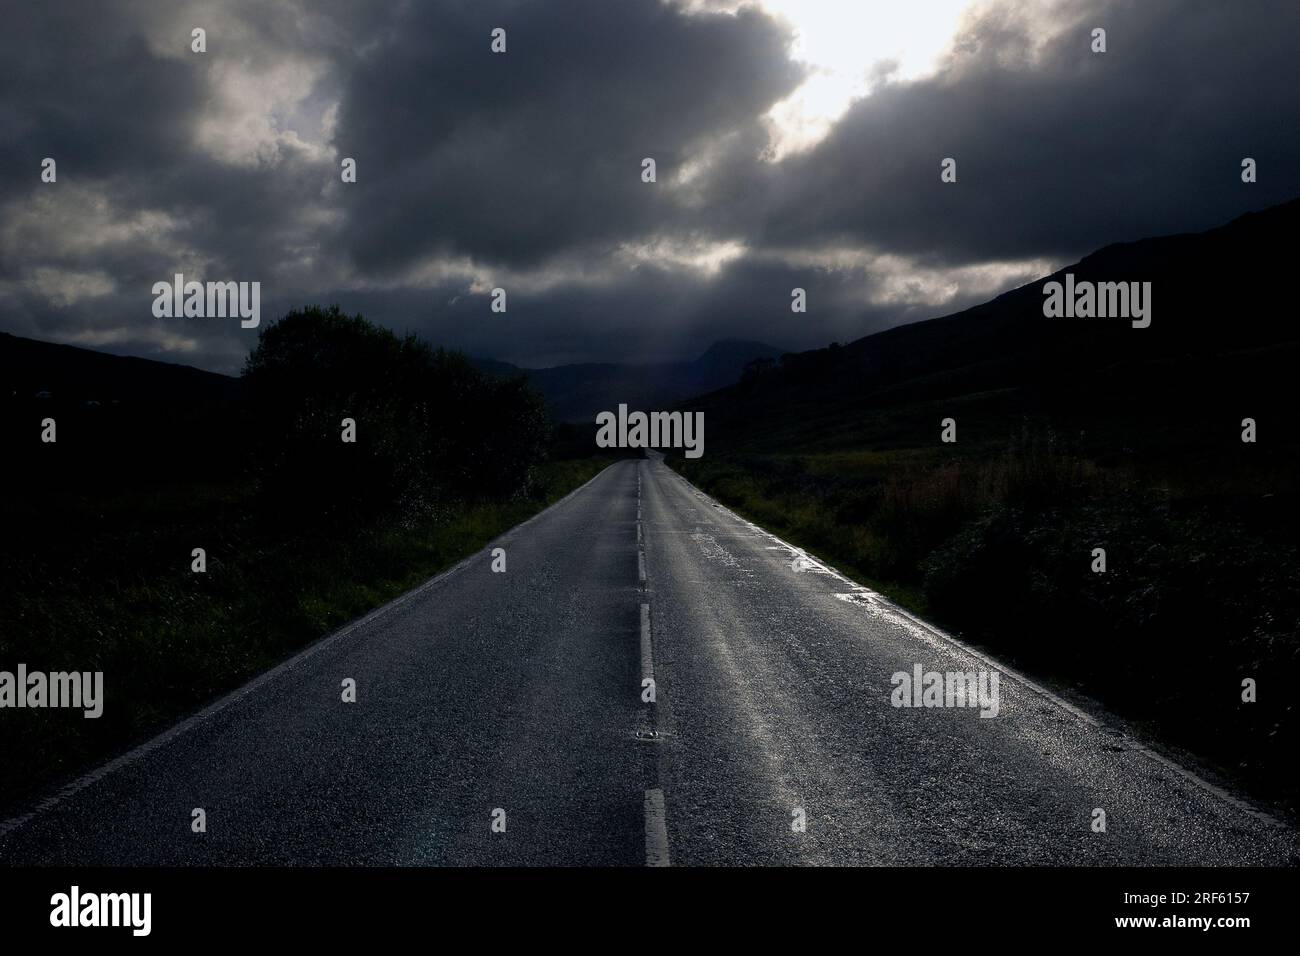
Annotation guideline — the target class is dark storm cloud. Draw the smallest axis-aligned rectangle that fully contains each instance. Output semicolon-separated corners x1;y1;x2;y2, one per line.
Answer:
331;0;801;273
2;0;1299;374
311;249;1017;370
0;4;199;212
0;0;352;363
750;0;1300;266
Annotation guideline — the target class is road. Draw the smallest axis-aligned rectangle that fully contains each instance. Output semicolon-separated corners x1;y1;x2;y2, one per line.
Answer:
0;458;1293;865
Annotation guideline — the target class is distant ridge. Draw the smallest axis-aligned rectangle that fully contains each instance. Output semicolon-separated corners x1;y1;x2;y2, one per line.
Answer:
0;331;238;405
681;196;1300;454
0;328;785;426
472;339;785;422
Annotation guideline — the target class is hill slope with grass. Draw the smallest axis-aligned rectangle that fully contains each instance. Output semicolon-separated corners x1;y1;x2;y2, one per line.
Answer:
673;198;1300;816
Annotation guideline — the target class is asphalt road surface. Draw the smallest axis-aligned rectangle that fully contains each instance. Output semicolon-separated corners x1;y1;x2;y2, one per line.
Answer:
0;458;1293;865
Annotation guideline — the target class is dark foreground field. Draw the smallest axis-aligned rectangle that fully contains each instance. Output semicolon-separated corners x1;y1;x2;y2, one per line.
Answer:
0;310;614;812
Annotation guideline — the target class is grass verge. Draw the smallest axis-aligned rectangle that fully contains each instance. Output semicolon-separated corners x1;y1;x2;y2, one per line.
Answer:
0;456;611;813
670;441;1300;819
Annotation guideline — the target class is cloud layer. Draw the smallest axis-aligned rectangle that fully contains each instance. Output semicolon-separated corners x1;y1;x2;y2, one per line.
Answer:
3;0;1299;372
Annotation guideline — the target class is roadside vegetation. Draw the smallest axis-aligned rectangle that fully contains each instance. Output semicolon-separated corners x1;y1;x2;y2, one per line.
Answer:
0;307;613;811
673;415;1300;817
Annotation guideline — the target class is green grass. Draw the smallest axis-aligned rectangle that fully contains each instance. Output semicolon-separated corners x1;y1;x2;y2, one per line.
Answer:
0;456;611;812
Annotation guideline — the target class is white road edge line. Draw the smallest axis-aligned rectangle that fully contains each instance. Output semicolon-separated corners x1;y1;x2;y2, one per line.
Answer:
644;788;670;867
661;464;1284;829
0;462;619;840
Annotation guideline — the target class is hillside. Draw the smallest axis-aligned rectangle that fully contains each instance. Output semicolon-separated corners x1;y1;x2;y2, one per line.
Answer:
671;197;1300;815
686;198;1300;462
0;333;246;493
0;332;239;405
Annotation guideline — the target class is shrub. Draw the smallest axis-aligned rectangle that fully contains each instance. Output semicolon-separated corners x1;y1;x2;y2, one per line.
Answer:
243;305;548;524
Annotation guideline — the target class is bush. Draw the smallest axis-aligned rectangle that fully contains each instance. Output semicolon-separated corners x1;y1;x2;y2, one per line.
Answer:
243;305;548;524
920;493;1300;798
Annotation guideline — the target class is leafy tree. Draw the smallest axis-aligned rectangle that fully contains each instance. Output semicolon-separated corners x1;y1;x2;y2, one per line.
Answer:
243;305;547;523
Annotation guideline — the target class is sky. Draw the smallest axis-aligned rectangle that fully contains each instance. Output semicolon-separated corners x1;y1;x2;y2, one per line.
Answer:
2;0;1299;374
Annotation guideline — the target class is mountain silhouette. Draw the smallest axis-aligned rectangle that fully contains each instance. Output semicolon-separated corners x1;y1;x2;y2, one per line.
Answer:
0;331;238;406
474;339;784;423
684;197;1300;457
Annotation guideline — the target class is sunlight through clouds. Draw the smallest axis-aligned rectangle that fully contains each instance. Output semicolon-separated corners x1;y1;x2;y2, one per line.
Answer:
681;0;976;159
